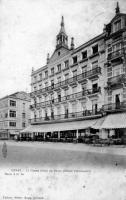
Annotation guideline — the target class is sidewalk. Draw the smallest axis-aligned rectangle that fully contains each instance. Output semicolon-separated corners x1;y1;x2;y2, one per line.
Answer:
1;140;126;156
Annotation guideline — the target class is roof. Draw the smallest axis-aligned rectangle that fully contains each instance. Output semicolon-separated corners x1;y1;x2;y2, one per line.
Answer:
101;113;126;129
0;91;30;101
20;119;97;133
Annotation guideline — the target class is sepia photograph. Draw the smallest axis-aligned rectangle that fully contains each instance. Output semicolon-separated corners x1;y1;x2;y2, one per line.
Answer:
0;0;126;199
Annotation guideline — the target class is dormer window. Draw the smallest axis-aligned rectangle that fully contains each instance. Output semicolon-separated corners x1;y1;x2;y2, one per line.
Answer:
73;56;77;64
39;73;42;80
64;60;69;68
45;71;48;79
114;20;121;32
51;67;54;75
57;64;61;72
92;44;98;55
82;51;87;60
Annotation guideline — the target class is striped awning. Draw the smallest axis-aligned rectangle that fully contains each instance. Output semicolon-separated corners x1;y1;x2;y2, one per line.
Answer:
100;113;126;129
20;119;97;133
92;117;106;129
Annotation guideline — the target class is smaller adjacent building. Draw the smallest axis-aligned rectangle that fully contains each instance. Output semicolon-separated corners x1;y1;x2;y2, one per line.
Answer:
0;92;31;139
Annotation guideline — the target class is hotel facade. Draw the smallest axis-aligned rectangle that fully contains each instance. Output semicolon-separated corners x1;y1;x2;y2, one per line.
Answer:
21;3;126;144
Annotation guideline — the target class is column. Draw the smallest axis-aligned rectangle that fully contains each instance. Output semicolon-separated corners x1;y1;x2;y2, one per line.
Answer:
58;131;60;140
43;132;46;140
76;129;79;139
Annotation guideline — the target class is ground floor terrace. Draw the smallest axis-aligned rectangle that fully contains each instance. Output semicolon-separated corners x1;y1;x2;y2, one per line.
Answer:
19;112;126;145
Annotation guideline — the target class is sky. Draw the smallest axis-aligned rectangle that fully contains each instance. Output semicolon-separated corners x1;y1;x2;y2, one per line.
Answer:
0;0;126;98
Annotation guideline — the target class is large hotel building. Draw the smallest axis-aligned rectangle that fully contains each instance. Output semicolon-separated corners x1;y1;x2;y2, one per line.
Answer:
21;3;126;143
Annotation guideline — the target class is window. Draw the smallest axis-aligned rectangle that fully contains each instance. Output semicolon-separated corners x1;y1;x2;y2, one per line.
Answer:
57;64;61;72
39;73;42;80
64;60;69;68
50;93;54;103
114;20;121;32
65;73;69;80
9;122;16;127
58;51;60;56
45;82;48;88
65;89;69;96
39;97;42;103
72;103;77;113
39;110;42;118
22;122;26;128
58;93;61;102
92;83;98;93
82;65;87;73
10;100;16;107
22;113;26;118
23;103;25;110
92;60;98;69
51;67;54;75
5;113;8;118
92;44;98;54
73;56;77;64
57;106;61;115
45;71;48;78
73;70;77;77
9;110;16;118
34;86;37;91
72;87;77;94
92;100;98;114
51;80;54;87
82;51;87;59
64;106;69;118
39;84;42;89
57;76;61;83
34;76;37;82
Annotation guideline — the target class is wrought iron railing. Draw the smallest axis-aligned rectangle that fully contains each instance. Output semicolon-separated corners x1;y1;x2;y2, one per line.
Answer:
30;108;102;123
30;88;101;109
30;67;101;97
107;48;124;60
103;101;126;111
108;74;126;85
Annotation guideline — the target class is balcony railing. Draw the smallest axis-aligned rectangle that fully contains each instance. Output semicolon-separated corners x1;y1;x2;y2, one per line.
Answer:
107;74;126;86
30;90;90;109
30;109;102;124
107;48;124;60
30;67;101;97
87;87;101;96
103;101;126;112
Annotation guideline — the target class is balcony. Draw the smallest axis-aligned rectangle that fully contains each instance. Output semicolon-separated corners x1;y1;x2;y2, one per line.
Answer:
103;101;126;113
30;109;102;124
107;48;124;62
77;72;87;83
68;76;78;87
87;87;101;98
107;74;126;90
60;79;69;90
30;67;101;97
87;67;101;80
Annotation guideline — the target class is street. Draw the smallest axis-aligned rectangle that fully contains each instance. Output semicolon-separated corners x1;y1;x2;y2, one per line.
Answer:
0;141;126;169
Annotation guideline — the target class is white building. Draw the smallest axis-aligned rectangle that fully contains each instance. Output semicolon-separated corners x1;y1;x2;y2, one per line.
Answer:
21;3;126;144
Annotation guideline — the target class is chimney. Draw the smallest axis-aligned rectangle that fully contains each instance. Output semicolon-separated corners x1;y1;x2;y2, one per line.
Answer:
47;53;50;64
71;37;74;50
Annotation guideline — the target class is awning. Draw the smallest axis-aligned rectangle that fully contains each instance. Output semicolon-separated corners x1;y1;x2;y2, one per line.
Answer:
92;117;106;129
100;113;126;129
20;119;97;133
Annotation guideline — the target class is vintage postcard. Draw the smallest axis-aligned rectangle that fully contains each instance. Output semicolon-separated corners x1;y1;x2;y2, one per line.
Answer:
0;0;126;199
